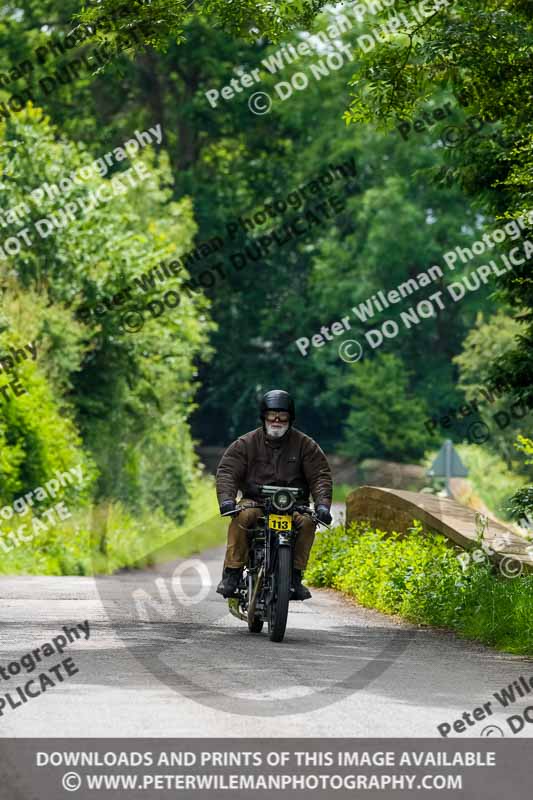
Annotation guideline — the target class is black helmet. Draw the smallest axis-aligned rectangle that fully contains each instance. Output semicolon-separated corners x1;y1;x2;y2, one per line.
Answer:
260;390;295;423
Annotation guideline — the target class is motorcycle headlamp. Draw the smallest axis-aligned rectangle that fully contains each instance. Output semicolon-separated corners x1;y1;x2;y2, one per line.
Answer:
272;489;294;512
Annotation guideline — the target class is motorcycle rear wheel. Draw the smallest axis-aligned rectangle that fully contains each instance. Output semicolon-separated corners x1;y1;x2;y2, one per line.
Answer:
268;547;291;643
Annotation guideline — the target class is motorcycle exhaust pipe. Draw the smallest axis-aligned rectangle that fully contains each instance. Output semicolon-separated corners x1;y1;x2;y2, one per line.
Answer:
248;565;264;620
227;598;247;621
227;566;264;622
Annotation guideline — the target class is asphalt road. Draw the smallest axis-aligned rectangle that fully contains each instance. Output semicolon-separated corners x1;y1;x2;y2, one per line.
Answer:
1;537;532;738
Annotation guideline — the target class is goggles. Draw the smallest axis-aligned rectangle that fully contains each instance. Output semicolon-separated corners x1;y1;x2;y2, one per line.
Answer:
265;411;290;423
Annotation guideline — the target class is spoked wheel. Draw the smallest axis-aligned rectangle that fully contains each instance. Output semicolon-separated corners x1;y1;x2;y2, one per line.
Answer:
268;547;291;643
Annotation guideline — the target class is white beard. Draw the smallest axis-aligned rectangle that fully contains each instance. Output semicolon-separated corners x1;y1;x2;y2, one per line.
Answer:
265;421;289;439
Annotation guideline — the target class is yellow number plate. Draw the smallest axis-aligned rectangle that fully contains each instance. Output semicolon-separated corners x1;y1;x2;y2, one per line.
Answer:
269;514;292;531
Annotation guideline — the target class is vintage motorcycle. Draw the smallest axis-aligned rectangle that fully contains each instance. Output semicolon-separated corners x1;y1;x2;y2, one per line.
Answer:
222;484;330;643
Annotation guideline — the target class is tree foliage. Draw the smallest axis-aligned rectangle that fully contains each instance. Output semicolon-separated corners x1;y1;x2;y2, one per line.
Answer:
343;0;533;405
339;354;432;461
76;0;327;53
0;106;213;521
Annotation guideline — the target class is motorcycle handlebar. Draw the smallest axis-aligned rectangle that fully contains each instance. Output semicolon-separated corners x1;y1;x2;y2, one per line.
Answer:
221;508;243;517
297;506;332;529
222;503;332;529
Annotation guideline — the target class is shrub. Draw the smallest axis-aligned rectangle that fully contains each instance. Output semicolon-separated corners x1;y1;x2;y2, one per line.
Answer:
0;475;226;576
306;520;533;654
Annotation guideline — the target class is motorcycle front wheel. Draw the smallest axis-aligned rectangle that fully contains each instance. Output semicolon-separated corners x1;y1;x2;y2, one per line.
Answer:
268;546;291;643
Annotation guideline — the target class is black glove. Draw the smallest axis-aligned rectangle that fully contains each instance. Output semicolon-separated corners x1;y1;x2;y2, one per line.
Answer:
219;500;236;516
315;504;332;525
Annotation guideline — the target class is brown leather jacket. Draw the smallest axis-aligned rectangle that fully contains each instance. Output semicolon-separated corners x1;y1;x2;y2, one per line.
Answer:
216;427;332;507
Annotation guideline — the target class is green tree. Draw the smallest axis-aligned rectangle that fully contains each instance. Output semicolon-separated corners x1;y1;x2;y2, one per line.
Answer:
0;289;97;507
77;0;327;52
453;311;527;466
342;0;533;406
0;106;214;521
339;354;432;461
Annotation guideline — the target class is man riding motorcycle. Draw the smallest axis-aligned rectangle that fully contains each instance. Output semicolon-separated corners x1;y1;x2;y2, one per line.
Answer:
215;389;333;601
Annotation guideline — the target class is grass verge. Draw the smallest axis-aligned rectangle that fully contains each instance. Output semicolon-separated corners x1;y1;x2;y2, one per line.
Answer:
0;476;226;576
306;520;533;655
332;483;353;503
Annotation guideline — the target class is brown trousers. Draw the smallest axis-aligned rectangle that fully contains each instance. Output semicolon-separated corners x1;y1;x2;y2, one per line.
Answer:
223;500;316;571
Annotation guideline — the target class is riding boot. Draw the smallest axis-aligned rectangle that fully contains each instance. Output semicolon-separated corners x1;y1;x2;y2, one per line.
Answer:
291;568;311;601
216;567;243;598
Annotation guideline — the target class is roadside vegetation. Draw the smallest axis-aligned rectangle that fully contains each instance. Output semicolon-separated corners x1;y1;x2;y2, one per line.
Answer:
0;475;226;576
332;484;353;503
306;521;533;655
